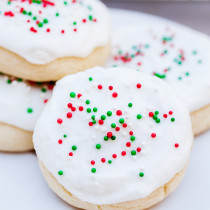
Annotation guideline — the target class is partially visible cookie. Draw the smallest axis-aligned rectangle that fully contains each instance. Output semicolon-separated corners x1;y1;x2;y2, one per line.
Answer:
33;67;193;209
107;23;210;135
0;0;111;81
0;74;53;152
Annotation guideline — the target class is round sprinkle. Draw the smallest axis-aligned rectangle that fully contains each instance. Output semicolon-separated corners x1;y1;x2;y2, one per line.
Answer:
171;118;175;122
27;108;33;113
79;106;84;111
169;111;173;115
96;144;101;149
58;139;63;144
86;100;90;105
151;133;156;138
119;118;125;124
155;111;159;115
121;151;126;156
137;114;142;119
104;136;108;141
91;160;95;165
107;132;113;138
69;152;73;156
107;111;112;116
175;143;179;148
111;136;116;140
109;86;113;90
70;92;76;98
58;171;63;176
67;112;72;118
139;172;144;177
108;160;112;164
131;150;136;156
126;142;131;147
112;154;117;158
87;108;91;113
98;84;103;89
89;77;93;81
137;83;141;88
68;103;72;108
116;127;120;131
111;123;116;128
98;120;104;125
129;131;133;135
116;110;122;116
57;118;63;124
137;147;141;152
72;145;77;151
112;92;118;98
163;114;168;118
91;168;96;173
101;158;106;163
93;107;97;112
149;112;154;117
101;115;106;120
128;103;133;108
130;136;135;141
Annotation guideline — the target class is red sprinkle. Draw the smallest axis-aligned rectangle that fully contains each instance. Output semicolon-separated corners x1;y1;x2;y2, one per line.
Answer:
137;83;141;88
71;107;76;112
149;112;154;117
122;123;127;128
68;103;73;108
115;127;120;131
109;86;113;90
121;151;126;156
126;142;131;147
107;132;113;138
57;118;63;124
79;106;83;111
112;154;117;158
67;112;72;118
77;93;82;98
129;131;133;135
175;143;179;148
112;92;118;98
169;111;173;115
101;158;106;163
163;114;168;118
89;122;93;126
58;139;63;144
151;133;156;138
69;152;73;156
91;160;95;165
98;120;104;125
137;147;141;152
116;110;122;116
98;84;103;90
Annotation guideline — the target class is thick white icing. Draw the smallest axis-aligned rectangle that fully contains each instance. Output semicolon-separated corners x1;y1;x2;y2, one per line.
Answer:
107;13;210;112
33;67;193;205
0;0;111;64
0;74;53;131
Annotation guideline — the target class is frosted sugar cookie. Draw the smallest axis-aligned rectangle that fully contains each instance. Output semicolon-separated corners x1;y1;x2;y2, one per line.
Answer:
107;23;210;135
0;73;53;152
33;67;193;209
0;0;111;81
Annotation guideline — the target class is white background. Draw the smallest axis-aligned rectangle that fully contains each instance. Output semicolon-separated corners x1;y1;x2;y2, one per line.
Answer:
0;9;210;210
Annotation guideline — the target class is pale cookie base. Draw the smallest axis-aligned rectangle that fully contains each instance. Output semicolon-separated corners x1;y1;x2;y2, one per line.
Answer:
39;161;187;210
191;104;210;136
0;43;110;82
0;122;33;152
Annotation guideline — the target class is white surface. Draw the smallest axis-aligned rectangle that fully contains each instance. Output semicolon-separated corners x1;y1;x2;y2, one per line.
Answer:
0;9;210;210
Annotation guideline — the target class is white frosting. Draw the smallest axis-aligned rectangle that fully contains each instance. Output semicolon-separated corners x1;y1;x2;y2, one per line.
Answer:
0;74;53;131
33;67;193;205
107;14;210;112
0;0;111;64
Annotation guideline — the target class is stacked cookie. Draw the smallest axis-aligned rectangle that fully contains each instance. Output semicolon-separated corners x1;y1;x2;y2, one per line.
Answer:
0;0;111;152
0;1;207;210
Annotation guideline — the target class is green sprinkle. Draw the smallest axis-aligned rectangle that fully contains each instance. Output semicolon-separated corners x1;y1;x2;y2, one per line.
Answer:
155;111;159;115
131;150;136;156
137;114;142;119
33;16;37;20
154;73;166;79
70;92;76;98
58;171;63;175
63;134;67;138
7;79;12;84
119;118;124;124
28;12;32;16
38;22;43;27
17;78;23;82
156;118;161;123
73;21;77;25
171;118;175;122
92;120;96;124
96;144;101;149
107;111;112;116
108;160;112;164
111;123;116;128
153;115;157;120
87;108;91;113
64;1;67;5
91;168;96;173
56;12;59;16
43;19;48;24
104;136;108;141
27;108;33;113
185;72;190;76
101;115;106;120
89;15;93;20
111;136;116;140
130;136;135;141
91;115;95;120
128;103;133;108
72;145;77;151
89;77;93;81
86;100;90;105
139;172;144;177
41;88;47;93
93;107;97;112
